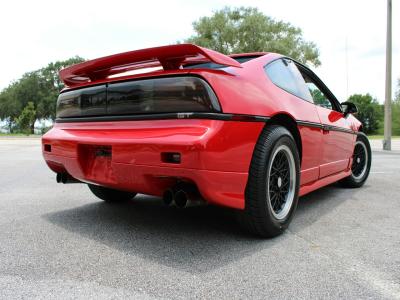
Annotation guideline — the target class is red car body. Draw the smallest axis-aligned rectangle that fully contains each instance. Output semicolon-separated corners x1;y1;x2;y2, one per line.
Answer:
42;44;362;211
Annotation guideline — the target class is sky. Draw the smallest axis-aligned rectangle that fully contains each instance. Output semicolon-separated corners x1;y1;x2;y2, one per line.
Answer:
0;0;399;103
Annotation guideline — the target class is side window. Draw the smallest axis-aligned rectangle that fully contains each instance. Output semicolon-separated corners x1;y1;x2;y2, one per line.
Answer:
265;58;313;102
305;81;333;110
296;67;335;110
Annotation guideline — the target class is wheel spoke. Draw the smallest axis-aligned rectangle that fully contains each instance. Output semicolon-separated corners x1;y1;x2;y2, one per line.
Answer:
351;142;368;178
267;145;296;219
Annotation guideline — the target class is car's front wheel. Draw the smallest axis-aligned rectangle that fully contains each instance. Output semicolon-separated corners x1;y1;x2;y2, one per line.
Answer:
340;133;371;188
88;184;137;203
238;125;300;238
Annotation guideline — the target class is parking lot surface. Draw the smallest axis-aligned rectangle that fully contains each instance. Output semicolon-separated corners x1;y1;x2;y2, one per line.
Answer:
0;138;399;299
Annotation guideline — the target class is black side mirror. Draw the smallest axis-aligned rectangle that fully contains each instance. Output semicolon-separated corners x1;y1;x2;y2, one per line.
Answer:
341;102;358;117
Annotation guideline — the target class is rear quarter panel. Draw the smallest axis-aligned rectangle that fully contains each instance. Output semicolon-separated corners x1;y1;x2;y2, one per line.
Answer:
198;54;323;184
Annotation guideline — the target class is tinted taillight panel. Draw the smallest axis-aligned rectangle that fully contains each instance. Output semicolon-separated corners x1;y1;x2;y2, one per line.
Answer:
108;77;219;115
57;85;106;118
56;76;220;118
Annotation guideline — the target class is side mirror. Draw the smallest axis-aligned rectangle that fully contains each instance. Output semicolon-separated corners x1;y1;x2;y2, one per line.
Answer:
341;102;358;117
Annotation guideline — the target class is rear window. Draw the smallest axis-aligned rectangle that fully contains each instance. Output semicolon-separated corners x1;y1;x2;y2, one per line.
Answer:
56;76;220;118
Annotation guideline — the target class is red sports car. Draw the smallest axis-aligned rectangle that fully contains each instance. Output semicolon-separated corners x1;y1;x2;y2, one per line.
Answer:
42;44;371;237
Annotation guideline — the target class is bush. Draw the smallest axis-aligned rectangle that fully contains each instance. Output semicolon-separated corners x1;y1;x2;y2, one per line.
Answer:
14;102;36;134
347;94;382;134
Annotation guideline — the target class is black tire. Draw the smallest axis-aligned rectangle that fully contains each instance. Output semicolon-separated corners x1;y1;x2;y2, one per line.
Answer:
340;133;371;188
238;125;300;238
88;184;137;203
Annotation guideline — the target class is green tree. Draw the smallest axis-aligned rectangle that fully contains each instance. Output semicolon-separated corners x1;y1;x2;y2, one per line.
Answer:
347;94;382;134
15;102;36;134
38;56;85;116
185;6;320;66
0;84;20;132
0;56;84;133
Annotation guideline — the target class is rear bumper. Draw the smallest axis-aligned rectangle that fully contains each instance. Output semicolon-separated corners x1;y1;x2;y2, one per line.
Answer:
42;119;264;209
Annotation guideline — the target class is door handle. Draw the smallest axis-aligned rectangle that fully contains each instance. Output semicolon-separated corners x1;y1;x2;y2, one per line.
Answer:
322;125;330;134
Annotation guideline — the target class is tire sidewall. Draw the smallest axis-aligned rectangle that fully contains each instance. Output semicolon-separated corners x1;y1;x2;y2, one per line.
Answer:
350;133;372;185
263;134;300;230
243;125;301;236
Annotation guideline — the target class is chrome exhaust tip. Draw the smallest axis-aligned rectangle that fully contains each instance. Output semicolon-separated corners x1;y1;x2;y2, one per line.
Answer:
56;173;62;183
174;188;205;208
56;173;81;184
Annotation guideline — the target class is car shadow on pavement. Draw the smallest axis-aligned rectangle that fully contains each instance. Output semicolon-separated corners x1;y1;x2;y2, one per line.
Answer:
44;183;359;274
291;182;362;233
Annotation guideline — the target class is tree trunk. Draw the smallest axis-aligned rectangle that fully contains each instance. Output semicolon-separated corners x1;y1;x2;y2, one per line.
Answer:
8;119;13;133
30;121;35;134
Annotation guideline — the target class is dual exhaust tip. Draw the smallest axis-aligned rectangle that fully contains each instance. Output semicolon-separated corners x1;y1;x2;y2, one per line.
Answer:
56;173;203;208
163;185;205;208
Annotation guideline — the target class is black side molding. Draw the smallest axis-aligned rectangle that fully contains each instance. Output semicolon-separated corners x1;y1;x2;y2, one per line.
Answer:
296;120;322;129
55;113;357;135
297;120;356;135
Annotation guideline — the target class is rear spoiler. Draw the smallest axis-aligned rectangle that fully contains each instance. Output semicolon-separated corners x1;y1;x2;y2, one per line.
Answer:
59;44;242;87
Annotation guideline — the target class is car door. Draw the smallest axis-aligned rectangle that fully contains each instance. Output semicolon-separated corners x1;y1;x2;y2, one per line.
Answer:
297;65;355;178
264;58;323;186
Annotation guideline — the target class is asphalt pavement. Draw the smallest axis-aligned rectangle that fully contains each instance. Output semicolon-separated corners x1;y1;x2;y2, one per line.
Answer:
0;138;399;299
